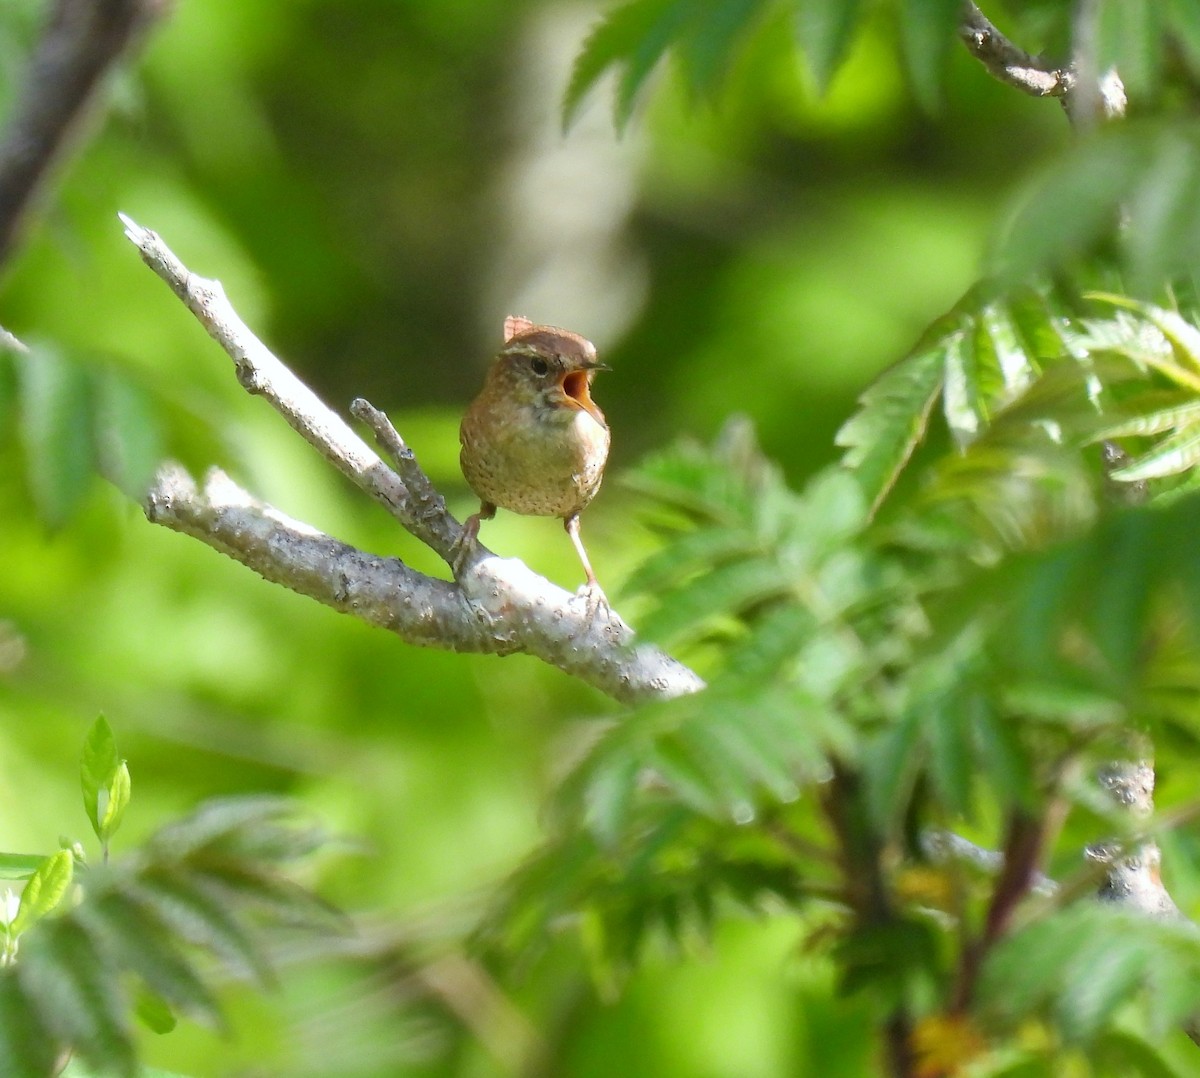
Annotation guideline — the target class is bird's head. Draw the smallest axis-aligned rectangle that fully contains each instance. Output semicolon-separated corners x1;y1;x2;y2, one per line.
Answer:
486;315;608;426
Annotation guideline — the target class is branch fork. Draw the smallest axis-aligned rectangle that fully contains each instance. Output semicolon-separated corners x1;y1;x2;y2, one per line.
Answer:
119;215;703;705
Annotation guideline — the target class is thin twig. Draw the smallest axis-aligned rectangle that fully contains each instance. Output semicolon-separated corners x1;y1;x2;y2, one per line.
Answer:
957;1;1072;99
122;217;704;705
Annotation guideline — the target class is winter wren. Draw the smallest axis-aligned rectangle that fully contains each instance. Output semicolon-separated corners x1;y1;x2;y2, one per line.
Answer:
459;315;610;596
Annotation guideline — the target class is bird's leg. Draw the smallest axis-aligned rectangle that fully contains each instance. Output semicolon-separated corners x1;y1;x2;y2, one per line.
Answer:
565;513;608;616
452;501;495;577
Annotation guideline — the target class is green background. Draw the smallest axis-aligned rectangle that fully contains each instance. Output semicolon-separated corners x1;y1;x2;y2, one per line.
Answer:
0;1;1073;1073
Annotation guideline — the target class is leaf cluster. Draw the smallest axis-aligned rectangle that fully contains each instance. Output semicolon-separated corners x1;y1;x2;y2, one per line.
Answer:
482;274;1200;1068
0;719;341;1078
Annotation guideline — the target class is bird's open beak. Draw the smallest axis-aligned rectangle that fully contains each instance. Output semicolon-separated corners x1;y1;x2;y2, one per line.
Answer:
560;366;607;425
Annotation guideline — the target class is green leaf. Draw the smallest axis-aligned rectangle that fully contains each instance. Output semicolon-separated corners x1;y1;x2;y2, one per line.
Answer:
98;762;131;845
93;369;163;498
1087;292;1200;373
133;988;177;1035
145;794;298;860
73;891;222;1031
898;0;962;111
563;0;685;129
836;340;946;514
1109;424;1200;481
794;0;863;92
677;0;768;102
15;341;95;528
1095;0;1160;100
1167;0;1200;77
80;716;121;843
18;919;135;1078
0;854;48;881
11;851;73;936
992;136;1143;284
0;973;58;1078
129;870;272;984
1093;394;1200;439
1091;1030;1182;1078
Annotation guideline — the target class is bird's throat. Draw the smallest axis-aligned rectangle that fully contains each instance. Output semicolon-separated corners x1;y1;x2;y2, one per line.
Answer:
560;371;605;426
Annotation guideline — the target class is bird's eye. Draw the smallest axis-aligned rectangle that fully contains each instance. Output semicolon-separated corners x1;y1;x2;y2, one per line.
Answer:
530;357;550;376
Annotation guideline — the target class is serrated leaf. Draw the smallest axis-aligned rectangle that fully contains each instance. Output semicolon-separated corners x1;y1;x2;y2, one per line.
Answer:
864;709;923;834
80;716;120;843
836;342;945;514
794;0;862;92
563;0;686;130
1109;424;1200;481
15;341;95;528
0;973;58;1078
74;891;221;1031
636;557;787;643
1088;292;1200;373
18;919;135;1077
128;870;272;984
925;695;974;819
1093;393;1200;439
1056;932;1152;1041
621;526;756;598
676;0;767;102
146;795;296;860
12;851;73;935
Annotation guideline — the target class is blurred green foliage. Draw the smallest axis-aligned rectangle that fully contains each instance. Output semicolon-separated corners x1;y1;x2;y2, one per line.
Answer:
5;0;1200;1074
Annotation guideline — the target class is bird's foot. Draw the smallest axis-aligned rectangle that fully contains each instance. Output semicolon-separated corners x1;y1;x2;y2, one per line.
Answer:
576;579;610;620
451;514;483;579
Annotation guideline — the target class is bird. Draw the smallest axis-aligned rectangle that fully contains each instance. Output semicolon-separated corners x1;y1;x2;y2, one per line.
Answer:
458;315;610;601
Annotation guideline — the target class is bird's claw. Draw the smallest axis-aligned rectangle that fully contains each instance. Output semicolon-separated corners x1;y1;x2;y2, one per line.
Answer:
576;580;610;620
451;516;483;579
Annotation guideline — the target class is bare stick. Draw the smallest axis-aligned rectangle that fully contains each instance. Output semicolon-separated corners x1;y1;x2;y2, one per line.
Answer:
122;217;704;705
957;1;1126;119
958;2;1072;99
0;0;167;269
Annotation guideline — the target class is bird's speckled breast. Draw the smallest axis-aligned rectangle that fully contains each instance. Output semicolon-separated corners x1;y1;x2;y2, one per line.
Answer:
460;399;610;518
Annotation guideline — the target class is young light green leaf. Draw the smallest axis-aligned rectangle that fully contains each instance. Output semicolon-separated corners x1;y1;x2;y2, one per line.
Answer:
11;851;73;936
98;761;131;845
81;716;121;843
